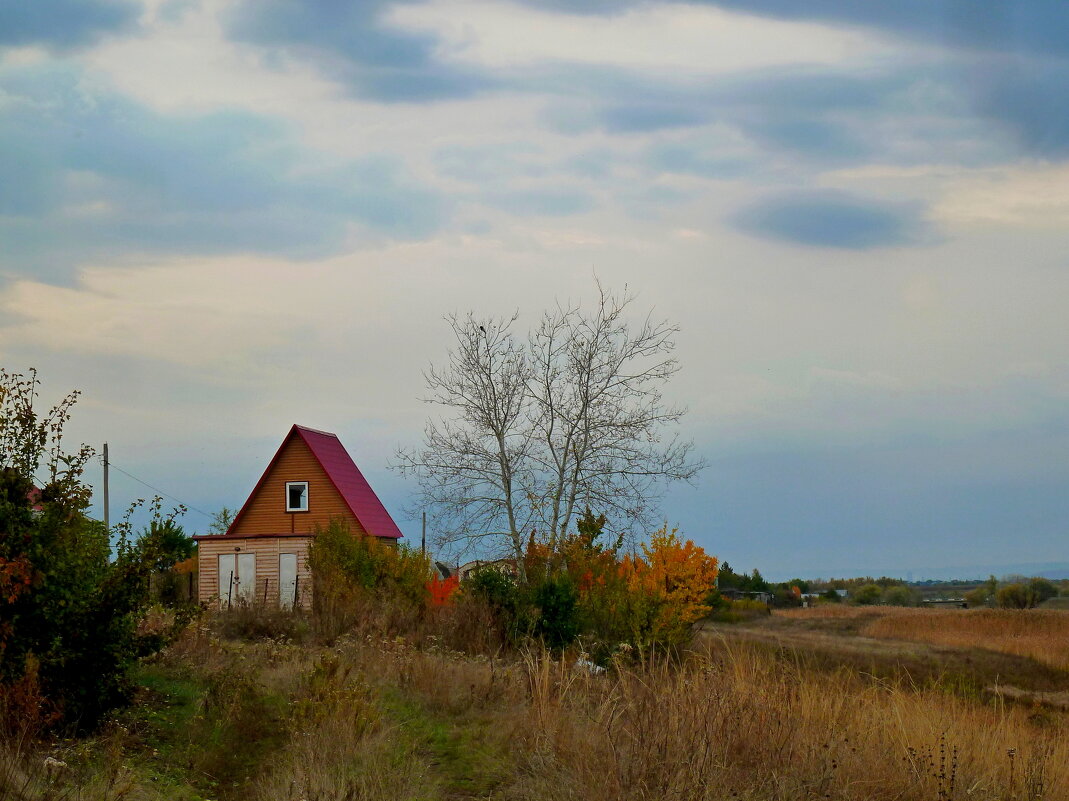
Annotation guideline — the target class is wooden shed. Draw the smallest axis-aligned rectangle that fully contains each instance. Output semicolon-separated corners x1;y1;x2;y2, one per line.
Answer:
194;424;403;608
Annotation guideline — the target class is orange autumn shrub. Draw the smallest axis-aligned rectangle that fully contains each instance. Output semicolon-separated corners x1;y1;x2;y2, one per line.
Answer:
457;511;719;660
541;514;719;657
621;527;719;650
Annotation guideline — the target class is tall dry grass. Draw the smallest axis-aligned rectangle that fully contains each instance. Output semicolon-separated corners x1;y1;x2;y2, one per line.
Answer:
8;602;1069;801
165;605;1069;801
778;604;894;620
251;653;436;800
511;640;1067;801
860;608;1069;669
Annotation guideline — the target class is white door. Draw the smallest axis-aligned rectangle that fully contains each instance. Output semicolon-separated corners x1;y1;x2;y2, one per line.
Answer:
236;553;256;603
279;553;297;609
218;554;236;609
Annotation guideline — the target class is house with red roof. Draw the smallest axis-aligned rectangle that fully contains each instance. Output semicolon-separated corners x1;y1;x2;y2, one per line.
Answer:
194;424;402;608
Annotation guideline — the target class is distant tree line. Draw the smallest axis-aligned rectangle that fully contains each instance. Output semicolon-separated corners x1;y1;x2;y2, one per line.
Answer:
715;562;1069;609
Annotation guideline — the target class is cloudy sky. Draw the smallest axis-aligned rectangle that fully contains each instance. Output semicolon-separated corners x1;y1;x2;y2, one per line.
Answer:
2;0;1067;579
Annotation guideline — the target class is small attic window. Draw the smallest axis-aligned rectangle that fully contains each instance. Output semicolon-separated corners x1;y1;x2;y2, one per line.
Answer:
286;481;309;512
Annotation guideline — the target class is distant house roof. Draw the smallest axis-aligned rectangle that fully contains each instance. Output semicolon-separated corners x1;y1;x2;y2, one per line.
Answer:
457;558;516;581
27;485;43;512
221;424;403;540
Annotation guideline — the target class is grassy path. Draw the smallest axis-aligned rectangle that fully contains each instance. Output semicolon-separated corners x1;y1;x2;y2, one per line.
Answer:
104;650;517;801
122;662;290;800
380;688;514;799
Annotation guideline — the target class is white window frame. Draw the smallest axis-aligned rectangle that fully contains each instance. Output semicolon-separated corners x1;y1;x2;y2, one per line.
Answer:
286;481;309;512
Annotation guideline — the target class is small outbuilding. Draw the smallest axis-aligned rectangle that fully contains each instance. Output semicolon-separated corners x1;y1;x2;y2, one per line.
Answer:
194;424;403;608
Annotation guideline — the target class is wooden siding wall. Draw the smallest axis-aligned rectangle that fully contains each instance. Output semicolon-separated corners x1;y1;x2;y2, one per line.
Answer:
198;537;312;608
229;435;368;537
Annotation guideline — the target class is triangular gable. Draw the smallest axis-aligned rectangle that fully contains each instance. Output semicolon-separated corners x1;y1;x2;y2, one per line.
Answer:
222;424;402;539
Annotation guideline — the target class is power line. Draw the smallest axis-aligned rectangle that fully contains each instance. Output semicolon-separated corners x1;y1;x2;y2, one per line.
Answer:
96;455;215;519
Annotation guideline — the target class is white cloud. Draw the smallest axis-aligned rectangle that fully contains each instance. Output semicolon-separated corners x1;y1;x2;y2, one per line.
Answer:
388;0;893;75
933;164;1069;228
829;162;1069;229
85;0;339;116
81;0;564;170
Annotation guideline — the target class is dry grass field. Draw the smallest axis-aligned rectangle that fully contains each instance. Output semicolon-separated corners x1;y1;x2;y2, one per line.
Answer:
859;608;1069;670
707;605;1069;696
5;605;1069;801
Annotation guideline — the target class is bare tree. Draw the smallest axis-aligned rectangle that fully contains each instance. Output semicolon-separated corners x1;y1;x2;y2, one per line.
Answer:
394;285;704;579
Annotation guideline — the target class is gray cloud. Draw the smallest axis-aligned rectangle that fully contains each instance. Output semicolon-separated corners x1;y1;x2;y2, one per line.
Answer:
734;190;930;249
225;0;492;101
973;56;1069;157
0;64;445;281
0;0;138;50
220;1;1069;166
700;1;1069;59
644;143;752;179
519;4;1069;161
516;1;1069;59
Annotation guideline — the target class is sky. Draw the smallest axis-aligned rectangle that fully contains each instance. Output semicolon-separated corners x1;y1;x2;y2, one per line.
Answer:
1;0;1067;581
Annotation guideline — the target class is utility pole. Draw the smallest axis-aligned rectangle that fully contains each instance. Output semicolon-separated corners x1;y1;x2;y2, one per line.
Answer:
103;442;110;532
421;510;426;556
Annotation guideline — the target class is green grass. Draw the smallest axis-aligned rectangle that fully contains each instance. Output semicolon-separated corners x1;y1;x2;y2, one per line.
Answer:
110;664;209;799
113;661;290;800
381;688;513;799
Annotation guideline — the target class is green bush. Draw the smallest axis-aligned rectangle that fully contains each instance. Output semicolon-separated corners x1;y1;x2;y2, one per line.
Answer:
460;567;580;651
307;518;431;639
996;583;1031;609
1028;577;1057;605
704;589;731;613
821;588;843;603
963;587;990;608
1;369;187;731
852;583;883;605
530;574;579;649
881;585;919;607
144;519;196;569
464;565;520;613
308;518;430;606
773;586;802;607
461;567;530;646
995;579;1058;609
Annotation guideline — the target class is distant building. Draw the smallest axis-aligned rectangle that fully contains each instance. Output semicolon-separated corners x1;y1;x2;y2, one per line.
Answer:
456;558;516;582
720;588;772;605
193;424;402;608
27;485;43;514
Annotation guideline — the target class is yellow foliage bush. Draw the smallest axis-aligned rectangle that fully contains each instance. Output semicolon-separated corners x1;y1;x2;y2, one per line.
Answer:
620;527;719;649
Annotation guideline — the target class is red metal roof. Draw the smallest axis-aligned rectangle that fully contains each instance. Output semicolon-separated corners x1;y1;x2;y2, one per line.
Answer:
207;424;402;540
293;425;403;539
